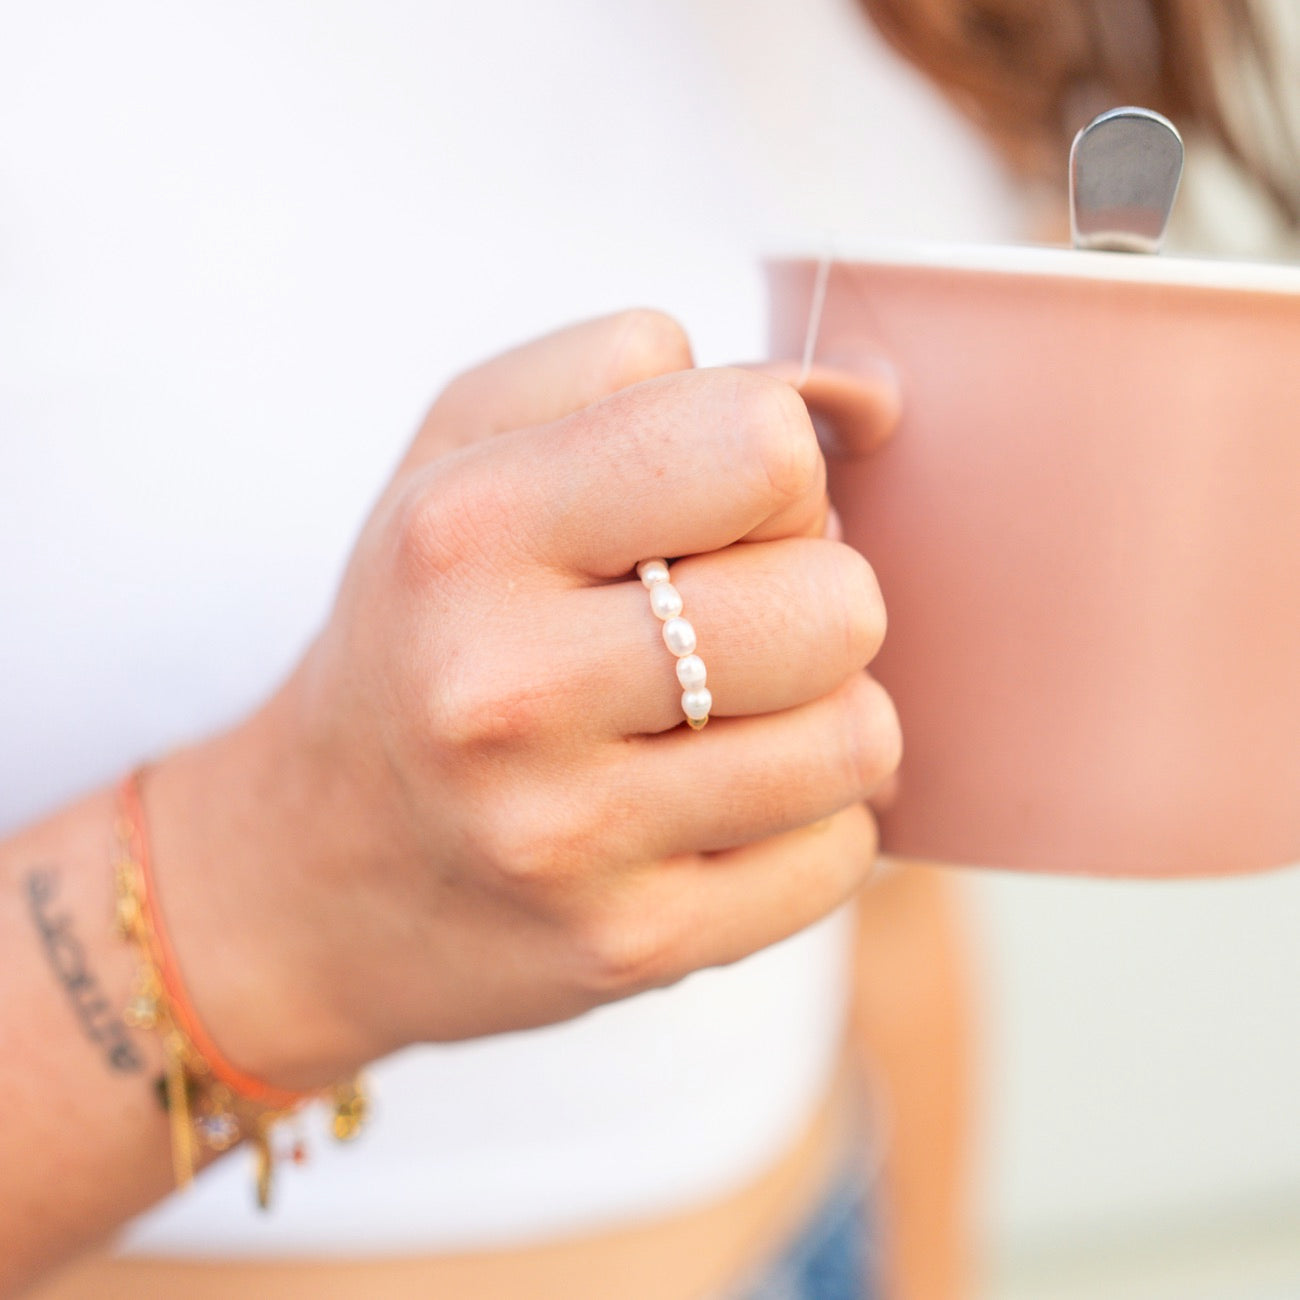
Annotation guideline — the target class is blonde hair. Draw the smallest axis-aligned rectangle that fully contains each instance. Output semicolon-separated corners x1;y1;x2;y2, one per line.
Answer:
858;0;1300;227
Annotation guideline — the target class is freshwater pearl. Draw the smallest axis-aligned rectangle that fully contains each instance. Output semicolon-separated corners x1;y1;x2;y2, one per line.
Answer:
681;687;713;721
649;581;684;621
675;654;707;689
662;617;696;657
638;558;710;729
637;558;669;587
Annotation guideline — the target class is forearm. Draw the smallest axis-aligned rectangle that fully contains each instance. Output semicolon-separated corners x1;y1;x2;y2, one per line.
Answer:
0;712;328;1296
850;864;976;1300
0;787;174;1294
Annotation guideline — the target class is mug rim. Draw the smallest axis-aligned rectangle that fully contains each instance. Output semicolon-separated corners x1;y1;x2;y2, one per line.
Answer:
766;238;1300;297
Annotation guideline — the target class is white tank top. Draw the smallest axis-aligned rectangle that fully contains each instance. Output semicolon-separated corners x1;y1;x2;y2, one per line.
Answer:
0;0;1017;1254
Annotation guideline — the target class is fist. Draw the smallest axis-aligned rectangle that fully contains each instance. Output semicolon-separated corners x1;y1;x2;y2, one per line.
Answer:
158;311;902;1086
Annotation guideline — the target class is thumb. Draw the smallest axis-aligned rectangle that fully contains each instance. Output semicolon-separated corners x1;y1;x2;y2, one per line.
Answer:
755;346;901;458
401;309;695;472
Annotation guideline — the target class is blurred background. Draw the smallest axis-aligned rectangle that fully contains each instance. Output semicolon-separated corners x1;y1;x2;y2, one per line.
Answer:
973;869;1300;1300
3;1;1298;1295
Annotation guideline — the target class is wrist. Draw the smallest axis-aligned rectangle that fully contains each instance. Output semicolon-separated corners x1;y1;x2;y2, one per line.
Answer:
142;691;379;1092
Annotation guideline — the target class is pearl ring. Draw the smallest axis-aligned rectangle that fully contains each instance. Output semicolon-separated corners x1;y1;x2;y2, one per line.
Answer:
636;558;711;731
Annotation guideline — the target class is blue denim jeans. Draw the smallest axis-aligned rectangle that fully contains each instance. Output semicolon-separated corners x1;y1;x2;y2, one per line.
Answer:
728;1161;874;1300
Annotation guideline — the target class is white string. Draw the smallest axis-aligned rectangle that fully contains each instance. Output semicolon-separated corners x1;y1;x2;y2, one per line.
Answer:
797;231;835;389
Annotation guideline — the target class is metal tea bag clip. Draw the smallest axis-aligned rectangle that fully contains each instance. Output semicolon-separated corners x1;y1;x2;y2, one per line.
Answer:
1070;107;1184;252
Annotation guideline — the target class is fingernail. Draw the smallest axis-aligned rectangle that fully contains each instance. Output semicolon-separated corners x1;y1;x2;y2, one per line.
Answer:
802;347;903;458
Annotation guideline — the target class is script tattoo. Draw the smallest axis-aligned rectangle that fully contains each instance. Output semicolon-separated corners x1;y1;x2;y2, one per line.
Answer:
24;866;144;1073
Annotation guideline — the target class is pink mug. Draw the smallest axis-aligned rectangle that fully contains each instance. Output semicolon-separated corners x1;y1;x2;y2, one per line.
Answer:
768;243;1300;876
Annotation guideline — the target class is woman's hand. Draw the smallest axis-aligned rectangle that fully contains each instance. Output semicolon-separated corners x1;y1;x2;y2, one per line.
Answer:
148;311;901;1087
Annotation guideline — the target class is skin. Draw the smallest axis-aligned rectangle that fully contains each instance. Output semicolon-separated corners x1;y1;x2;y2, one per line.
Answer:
851;865;975;1300
0;309;904;1295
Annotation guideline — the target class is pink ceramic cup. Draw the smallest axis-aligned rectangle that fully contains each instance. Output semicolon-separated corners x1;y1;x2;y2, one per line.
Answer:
768;243;1300;876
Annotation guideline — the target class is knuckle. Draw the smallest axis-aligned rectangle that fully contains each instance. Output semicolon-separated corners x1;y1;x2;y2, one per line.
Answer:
393;486;449;578
604;308;693;384
393;466;510;586
483;829;556;887
425;364;500;442
831;546;887;667
429;661;553;754
829;806;880;896
474;796;571;886
840;675;903;795
574;910;670;994
431;366;477;419
475;790;605;894
734;372;823;508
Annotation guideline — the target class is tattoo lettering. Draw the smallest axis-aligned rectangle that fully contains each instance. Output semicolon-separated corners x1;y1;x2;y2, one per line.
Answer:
24;866;145;1073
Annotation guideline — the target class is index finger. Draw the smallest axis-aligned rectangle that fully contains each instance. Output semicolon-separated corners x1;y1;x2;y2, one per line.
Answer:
485;366;830;580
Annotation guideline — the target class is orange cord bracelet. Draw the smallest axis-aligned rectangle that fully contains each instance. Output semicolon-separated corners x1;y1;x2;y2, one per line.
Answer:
114;768;366;1207
117;770;312;1111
